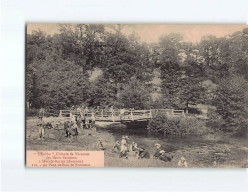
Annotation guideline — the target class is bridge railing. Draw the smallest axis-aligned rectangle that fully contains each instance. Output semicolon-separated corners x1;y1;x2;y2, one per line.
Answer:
121;110;152;121
71;110;81;116
59;108;185;121
59;110;71;118
172;110;185;117
151;109;174;116
151;109;185;117
95;110;120;122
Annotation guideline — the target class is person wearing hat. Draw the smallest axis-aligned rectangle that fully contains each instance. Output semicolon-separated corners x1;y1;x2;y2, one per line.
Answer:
130;142;139;152
96;138;106;150
71;118;78;136
153;143;163;159
84;107;89;114
138;147;150;159
129;142;139;157
112;141;121;152
177;156;188;167
37;121;45;140
64;119;71;137
120;136;129;158
158;150;173;162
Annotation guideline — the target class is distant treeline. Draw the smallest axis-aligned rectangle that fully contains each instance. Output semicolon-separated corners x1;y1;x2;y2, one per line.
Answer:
26;24;248;134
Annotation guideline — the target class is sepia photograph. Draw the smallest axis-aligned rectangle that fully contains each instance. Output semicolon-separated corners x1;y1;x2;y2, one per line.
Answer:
25;24;248;168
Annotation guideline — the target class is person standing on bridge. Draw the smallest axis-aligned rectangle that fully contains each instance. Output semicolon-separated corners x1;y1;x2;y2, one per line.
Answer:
77;106;81;113
109;106;115;122
84;107;89;114
81;106;85;114
109;105;114;113
120;108;125;120
96;106;100;115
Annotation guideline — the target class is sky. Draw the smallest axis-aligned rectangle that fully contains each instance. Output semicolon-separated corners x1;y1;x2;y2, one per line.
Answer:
27;24;247;43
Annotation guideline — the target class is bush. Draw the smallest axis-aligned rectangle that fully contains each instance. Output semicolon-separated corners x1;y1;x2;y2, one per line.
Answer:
147;112;168;136
26;108;40;117
186;117;207;135
206;108;225;131
148;112;206;137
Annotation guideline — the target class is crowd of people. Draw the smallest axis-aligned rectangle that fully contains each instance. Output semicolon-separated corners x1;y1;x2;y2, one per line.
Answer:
97;135;188;167
36;107;188;167
37;107;96;138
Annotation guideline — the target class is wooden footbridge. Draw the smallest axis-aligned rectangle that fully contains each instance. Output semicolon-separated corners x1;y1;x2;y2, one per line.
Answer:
59;109;185;128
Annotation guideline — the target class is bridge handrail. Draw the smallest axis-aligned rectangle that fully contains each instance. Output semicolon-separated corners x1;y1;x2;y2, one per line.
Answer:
59;108;185;120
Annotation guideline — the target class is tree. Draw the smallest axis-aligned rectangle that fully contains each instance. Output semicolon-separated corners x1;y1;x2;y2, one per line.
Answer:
228;31;248;80
179;44;207;112
87;75;118;107
213;74;248;134
26;29;52;108
119;78;152;109
156;34;185;108
58;24;106;75
29;58;90;110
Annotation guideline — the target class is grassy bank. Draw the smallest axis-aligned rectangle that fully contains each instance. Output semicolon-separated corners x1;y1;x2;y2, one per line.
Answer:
26;117;248;167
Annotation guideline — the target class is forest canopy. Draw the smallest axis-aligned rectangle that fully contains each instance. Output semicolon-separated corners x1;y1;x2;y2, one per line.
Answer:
26;24;248;134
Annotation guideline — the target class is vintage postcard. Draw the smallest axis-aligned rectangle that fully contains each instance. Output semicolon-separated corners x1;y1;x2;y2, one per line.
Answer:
25;24;248;168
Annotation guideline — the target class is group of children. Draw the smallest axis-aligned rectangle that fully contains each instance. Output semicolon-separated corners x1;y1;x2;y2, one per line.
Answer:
36;110;96;140
96;136;188;167
153;143;187;167
63;114;96;138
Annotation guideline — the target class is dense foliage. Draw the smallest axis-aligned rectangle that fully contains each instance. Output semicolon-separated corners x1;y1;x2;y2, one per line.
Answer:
148;112;206;136
26;25;248;135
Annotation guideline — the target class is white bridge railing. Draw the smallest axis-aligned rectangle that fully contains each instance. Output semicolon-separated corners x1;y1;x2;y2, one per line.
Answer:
59;109;185;122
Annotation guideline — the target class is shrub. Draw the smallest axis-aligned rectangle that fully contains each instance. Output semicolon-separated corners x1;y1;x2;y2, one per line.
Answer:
186;117;207;135
26;108;40;117
206;108;225;131
148;112;206;137
147;112;167;136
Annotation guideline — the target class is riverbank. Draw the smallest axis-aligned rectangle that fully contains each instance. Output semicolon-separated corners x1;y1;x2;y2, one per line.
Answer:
26;117;248;167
